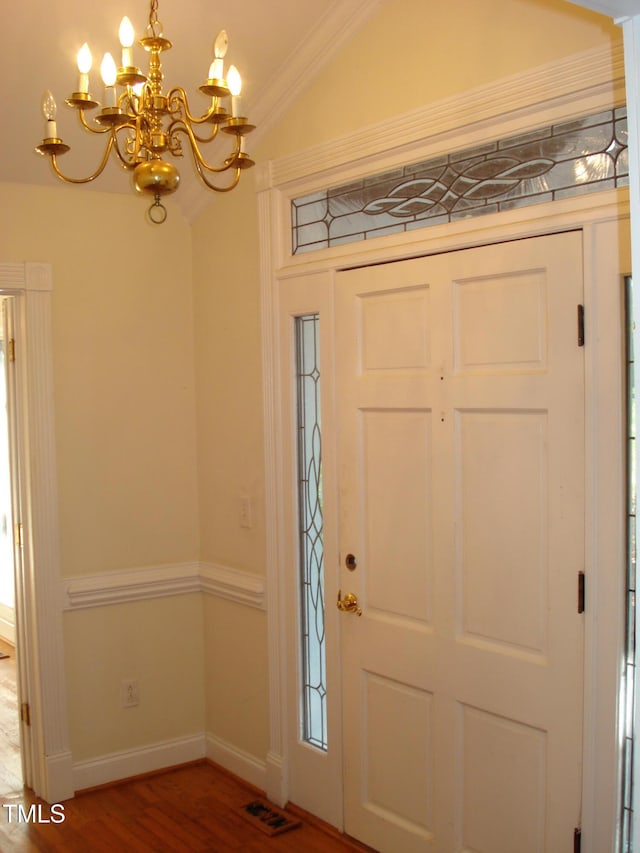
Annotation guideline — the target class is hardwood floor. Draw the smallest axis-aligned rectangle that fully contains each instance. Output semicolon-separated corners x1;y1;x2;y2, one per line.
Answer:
0;761;376;852
0;637;21;797
0;638;375;850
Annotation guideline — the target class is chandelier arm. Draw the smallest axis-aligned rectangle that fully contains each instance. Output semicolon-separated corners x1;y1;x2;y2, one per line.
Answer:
77;109;113;135
192;124;221;144
173;122;241;175
110;111;148;166
112;126;140;170
168;117;220;145
192;155;242;193
120;92;142;119
166;87;218;125
49;135;116;184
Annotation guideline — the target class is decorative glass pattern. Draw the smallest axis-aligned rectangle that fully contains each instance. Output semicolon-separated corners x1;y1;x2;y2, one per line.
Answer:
292;108;628;254
622;276;636;853
295;314;327;751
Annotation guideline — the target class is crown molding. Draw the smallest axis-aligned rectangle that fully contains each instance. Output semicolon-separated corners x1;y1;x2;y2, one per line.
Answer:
566;0;640;20
247;0;385;147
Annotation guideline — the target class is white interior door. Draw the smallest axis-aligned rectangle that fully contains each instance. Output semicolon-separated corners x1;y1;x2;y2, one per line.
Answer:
336;232;585;853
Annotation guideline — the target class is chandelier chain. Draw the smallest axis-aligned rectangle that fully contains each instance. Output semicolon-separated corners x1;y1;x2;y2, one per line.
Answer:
148;0;161;37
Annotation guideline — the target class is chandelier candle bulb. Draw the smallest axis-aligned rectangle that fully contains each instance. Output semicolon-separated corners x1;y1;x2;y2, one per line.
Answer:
41;90;57;138
76;43;92;94
208;58;223;80
227;65;241;117
209;29;227;82
119;17;135;68
101;53;118;106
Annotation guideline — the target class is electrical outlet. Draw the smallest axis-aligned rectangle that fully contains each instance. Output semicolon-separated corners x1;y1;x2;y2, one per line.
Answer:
122;678;139;708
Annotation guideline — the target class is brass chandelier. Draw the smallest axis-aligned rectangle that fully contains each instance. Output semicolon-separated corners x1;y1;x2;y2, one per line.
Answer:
35;0;255;223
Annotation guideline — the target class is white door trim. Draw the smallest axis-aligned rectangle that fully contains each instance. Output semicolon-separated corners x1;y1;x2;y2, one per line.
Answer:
568;7;640;848
0;263;72;803
258;49;630;845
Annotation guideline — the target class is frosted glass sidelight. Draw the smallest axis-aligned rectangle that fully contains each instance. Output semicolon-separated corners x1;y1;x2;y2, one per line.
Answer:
295;314;326;751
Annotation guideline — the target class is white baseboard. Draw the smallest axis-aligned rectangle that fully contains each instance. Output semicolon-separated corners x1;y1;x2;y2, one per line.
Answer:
72;733;207;792
265;750;287;808
0;603;15;645
72;732;267;796
0;619;15;645
44;750;74;803
206;733;267;792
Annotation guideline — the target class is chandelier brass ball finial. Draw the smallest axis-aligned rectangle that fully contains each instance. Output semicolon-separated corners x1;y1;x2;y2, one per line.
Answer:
133;160;180;223
133;160;180;195
34;0;255;223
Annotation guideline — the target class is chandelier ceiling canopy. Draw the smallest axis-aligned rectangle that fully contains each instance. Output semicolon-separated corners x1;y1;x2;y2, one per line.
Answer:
35;0;255;223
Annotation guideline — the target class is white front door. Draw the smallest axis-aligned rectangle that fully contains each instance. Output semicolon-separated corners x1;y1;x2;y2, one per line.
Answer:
335;232;585;852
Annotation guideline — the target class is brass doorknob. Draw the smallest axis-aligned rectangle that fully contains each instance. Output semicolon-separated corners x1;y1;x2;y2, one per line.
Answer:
337;590;362;616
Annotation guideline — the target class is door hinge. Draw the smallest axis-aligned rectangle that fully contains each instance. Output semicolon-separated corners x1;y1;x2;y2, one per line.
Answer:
14;523;22;548
8;338;15;362
578;571;585;614
574;827;581;853
20;702;31;727
577;304;585;346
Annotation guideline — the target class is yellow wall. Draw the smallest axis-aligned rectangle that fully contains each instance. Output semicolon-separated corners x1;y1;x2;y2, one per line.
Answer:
191;181;269;758
0;183;199;576
0;0;624;775
192;181;265;573
0;183;203;760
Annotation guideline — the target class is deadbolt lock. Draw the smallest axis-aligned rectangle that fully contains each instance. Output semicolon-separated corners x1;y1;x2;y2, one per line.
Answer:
345;553;357;571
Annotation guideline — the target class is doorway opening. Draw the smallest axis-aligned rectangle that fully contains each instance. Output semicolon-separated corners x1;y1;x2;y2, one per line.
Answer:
0;300;21;796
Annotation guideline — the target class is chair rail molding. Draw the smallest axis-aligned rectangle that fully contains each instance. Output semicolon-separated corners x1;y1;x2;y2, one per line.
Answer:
63;561;266;611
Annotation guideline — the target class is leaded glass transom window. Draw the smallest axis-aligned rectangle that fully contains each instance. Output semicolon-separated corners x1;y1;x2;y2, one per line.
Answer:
292;108;628;255
295;314;326;751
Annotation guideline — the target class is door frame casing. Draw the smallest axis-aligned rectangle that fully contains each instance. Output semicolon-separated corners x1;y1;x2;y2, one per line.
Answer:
0;263;73;803
258;49;629;852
